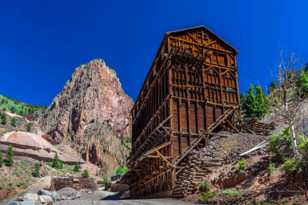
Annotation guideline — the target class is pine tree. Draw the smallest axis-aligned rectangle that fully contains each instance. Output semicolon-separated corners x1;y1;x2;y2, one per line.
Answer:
269;81;277;94
242;84;257;118
255;86;268;118
242;84;268;119
5;145;13;166
52;153;62;169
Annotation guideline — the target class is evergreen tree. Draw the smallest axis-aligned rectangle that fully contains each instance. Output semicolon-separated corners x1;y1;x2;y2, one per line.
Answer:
5;145;13;166
269;81;277;94
52;153;62;169
242;84;268;119
255;86;268;118
242;84;257;118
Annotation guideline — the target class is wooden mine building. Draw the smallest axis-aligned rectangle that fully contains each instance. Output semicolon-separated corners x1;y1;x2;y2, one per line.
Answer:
126;26;240;198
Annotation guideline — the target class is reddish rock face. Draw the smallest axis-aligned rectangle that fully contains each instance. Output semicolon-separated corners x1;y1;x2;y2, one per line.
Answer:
38;59;133;175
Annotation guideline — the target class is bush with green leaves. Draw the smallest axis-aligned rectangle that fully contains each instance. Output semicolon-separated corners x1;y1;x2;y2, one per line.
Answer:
26;123;32;132
10;117;17;127
32;163;40;177
200;191;217;202
282;158;302;174
236;159;246;171
73;164;81;172
5;145;14;166
115;166;128;176
298;134;308;157
81;169;90;178
199;181;210;192
297;68;308;93
269;128;292;159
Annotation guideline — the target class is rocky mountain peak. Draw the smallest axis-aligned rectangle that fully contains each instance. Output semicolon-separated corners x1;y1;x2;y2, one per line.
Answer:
38;59;133;175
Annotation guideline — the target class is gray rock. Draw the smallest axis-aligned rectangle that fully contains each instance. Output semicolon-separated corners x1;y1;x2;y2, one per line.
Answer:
39;195;53;204
6;200;41;205
38;189;59;201
57;187;80;200
23;193;39;202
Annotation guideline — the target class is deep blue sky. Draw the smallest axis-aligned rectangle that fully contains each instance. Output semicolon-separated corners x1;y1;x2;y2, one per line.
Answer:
1;0;308;105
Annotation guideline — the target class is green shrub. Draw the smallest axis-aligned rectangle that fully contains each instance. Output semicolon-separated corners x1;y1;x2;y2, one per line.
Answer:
200;191;217;201
267;163;276;175
282;158;302;174
298;134;308;157
5;145;14;166
26;123;33;132
221;188;241;197
32;163;40;177
10;117;16;127
199;181;210;192
0;152;3;167
0;112;6;125
73;164;81;172
102;176;111;190
297;68;308;93
81;169;90;178
269;129;292;159
115;166;128;176
237;159;246;171
51;153;63;169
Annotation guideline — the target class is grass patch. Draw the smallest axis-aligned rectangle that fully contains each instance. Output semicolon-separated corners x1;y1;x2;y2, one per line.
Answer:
221;188;241;197
236;159;246;171
267;163;276;175
200;191;217;201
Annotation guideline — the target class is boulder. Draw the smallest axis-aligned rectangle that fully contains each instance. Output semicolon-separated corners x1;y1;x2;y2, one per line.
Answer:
39;195;54;204
38;189;59;201
23;193;39;202
57;187;80;200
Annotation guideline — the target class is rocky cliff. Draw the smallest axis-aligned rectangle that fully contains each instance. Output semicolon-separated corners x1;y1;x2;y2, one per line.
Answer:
38;59;133;175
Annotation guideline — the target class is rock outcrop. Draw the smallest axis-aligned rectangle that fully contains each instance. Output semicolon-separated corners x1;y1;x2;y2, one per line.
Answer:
38;59;133;175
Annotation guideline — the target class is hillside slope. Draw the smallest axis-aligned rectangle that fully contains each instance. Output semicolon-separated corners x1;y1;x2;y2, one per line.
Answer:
0;95;46;116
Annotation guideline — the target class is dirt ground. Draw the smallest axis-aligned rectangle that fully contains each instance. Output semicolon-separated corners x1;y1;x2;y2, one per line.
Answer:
55;199;195;205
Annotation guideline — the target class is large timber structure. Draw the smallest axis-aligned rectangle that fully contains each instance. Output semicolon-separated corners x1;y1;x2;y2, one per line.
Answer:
127;26;240;198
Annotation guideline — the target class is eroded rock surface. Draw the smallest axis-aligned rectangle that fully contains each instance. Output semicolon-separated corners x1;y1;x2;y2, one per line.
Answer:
38;59;133;174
